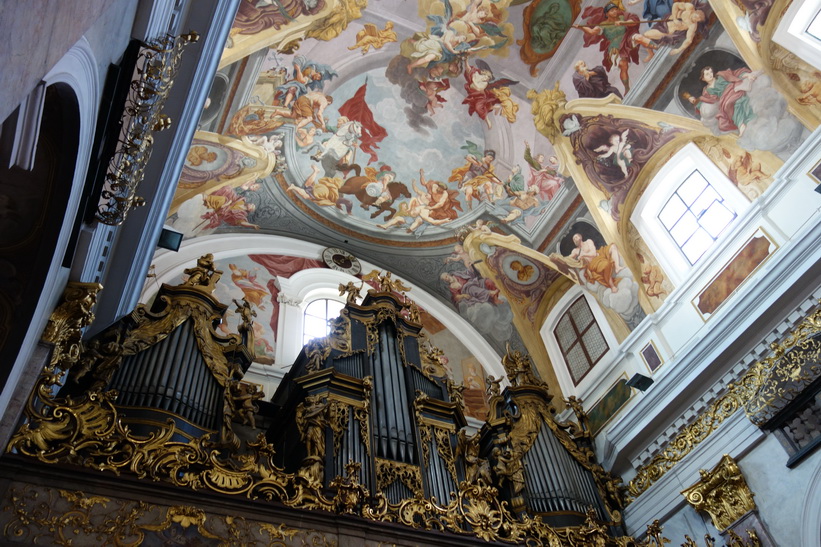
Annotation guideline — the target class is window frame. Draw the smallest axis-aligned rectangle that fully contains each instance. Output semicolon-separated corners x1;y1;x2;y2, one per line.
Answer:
553;295;610;386
631;143;749;286
541;285;619;398
774;0;821;72
301;296;346;345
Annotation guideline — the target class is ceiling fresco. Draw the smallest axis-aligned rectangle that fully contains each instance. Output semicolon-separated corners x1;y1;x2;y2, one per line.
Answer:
163;0;819;390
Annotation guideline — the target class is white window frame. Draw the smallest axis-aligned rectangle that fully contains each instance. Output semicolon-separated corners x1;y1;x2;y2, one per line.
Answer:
301;291;346;346
541;285;619;399
631;143;749;286
774;0;821;72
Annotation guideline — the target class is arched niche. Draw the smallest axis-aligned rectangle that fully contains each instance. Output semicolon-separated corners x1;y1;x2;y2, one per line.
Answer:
0;39;100;429
145;233;505;397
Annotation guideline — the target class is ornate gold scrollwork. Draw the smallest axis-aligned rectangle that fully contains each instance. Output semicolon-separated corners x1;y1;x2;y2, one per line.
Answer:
375;458;423;497
303;305;352;372
413;391;458;484
327;399;350;457
433;427;458;483
681;454;756;533
725;529;762;547
96;31;199;226
328;311;352;353
630;304;821;499
41;282;102;371
330;461;368;514
743;305;821;425
420;342;449;380
353;376;372;456
304;338;332;372
0;484;323;545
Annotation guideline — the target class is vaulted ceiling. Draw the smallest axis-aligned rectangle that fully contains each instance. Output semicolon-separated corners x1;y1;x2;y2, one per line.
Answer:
162;0;817;393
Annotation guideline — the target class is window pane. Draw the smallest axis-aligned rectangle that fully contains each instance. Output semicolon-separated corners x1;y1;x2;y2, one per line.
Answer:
303;314;327;340
569;297;594;328
659;195;686;230
669;211;699;245
304;299;327;318
565;344;589;383
555;297;606;385
808;8;821;41
326;299;345;319
581;326;608;364
700;203;736;238
677;171;708;205
690;185;722;218
554;314;576;351
681;228;713;264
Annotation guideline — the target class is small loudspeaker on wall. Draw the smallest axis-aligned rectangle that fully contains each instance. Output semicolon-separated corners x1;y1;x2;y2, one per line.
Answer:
157;228;183;252
626;373;654;392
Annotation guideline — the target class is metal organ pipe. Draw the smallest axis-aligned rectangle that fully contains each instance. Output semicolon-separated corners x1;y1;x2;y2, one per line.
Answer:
155;325;183;409
382;325;399;461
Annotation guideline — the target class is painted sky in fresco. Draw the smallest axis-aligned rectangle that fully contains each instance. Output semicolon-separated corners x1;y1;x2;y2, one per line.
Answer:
289;67;487;189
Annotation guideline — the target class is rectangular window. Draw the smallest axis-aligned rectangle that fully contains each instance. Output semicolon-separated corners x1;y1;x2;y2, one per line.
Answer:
553;296;609;385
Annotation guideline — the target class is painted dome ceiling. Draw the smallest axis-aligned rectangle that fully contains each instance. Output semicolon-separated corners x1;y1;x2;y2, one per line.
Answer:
164;0;814;376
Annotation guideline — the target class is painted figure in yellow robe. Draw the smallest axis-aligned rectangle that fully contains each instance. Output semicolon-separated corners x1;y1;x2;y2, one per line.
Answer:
348;22;397;54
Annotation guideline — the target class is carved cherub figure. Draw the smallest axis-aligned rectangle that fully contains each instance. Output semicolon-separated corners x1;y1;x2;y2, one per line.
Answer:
229;380;265;429
184;253;222;290
338;281;361;304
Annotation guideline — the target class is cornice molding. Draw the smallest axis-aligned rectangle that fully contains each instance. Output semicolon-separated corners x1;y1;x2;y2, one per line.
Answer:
605;170;821;470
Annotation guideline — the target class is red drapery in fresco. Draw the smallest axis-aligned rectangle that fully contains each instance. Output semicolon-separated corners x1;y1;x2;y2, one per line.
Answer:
338;81;388;164
249;255;325;341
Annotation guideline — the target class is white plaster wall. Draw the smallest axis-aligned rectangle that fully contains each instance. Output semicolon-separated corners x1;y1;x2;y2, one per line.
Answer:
738;432;821;547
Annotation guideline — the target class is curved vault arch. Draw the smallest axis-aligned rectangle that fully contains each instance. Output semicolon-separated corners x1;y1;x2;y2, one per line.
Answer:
145;233;504;380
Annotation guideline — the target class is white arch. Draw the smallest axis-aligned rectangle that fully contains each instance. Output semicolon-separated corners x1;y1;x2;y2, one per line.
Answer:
540;283;621;402
148;233;504;378
0;39;100;419
801;459;821;547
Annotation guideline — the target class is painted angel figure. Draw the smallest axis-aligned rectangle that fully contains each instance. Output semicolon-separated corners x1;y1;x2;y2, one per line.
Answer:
419;79;451;115
273;56;337;108
523;141;563;201
462;60;518;129
595;129;633;178
549;234;627;293
377;169;460;233
403;26;473;74
631;1;707;62
348;22;397;54
449;0;506;41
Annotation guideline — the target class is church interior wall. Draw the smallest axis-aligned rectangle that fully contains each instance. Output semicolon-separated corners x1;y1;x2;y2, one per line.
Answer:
2;0;821;544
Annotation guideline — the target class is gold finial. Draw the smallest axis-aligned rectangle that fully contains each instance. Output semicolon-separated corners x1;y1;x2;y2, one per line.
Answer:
183;254;222;292
501;344;543;387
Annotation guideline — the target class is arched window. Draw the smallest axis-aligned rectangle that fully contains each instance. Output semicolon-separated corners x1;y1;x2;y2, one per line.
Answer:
632;143;749;285
658;169;737;265
302;298;345;345
541;286;619;398
774;1;821;71
553;295;609;385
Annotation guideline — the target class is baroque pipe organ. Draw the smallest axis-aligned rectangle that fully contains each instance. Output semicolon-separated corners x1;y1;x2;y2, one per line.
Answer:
4;258;638;545
268;274;625;530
